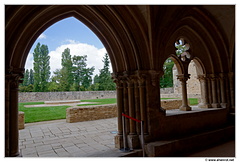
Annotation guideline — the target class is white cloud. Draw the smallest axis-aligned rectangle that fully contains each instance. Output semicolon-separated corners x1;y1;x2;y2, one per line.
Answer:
25;53;34;70
38;33;46;39
25;41;110;78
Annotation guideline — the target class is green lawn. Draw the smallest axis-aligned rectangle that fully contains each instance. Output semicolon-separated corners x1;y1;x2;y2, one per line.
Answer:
79;98;117;106
19;102;70;123
19;98;198;123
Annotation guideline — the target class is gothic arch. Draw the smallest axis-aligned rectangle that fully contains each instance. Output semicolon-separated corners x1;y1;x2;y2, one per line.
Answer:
167;54;184;75
156;6;230;75
6;5;150;75
192;57;206;76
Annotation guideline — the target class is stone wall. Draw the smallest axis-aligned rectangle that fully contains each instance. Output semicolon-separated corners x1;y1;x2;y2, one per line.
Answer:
173;61;201;94
161;99;182;110
19;91;116;102
66;104;117;123
18;111;24;130
160;87;174;94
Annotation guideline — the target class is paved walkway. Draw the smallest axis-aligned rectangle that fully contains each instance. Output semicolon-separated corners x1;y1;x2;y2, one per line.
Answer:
19;117;121;157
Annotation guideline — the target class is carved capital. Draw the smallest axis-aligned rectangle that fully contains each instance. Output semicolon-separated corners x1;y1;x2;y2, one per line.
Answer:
219;73;228;80
197;74;207;81
6;74;24;90
177;74;190;82
147;70;162;86
207;74;217;81
112;72;124;88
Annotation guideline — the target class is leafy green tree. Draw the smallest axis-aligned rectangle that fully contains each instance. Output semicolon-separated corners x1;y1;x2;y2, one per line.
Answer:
61;48;74;91
22;69;29;86
33;42;50;92
160;58;174;88
29;69;34;85
72;55;95;91
97;53;115;90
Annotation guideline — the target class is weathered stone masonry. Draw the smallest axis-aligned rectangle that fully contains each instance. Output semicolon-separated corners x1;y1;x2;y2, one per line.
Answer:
112;70;166;149
18;91;116;102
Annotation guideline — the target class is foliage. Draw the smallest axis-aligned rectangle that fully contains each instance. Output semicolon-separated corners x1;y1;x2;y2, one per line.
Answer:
19;69;35;92
21;43;116;92
94;53;115;90
72;55;95;91
175;39;190;56
59;48;74;91
33;42;51;92
160;58;174;88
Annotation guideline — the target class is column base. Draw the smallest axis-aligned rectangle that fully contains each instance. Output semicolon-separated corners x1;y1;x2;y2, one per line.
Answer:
211;103;221;108
114;134;123;149
180;105;191;111
220;103;227;108
127;134;140;149
198;103;212;108
159;107;166;115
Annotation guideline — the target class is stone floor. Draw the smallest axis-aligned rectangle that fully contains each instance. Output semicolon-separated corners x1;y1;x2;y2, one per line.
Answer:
19;116;235;158
19;117;121;157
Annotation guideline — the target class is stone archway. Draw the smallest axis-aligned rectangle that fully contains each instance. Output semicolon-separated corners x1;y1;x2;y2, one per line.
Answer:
5;5;162;156
6;5;235;157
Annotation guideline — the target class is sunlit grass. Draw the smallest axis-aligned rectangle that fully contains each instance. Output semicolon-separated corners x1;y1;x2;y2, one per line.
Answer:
19;98;198;123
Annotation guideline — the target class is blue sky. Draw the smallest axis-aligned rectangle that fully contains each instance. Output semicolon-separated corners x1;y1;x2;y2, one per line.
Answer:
26;17;108;77
30;17;104;52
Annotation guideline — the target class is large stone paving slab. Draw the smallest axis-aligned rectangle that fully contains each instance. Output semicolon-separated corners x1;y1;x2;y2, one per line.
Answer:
19;118;120;157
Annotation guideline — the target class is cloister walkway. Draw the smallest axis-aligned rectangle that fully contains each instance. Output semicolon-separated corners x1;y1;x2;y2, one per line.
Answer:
19;117;121;157
19;116;235;157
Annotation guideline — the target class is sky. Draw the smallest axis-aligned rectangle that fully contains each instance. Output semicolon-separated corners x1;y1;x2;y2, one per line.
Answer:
25;17;109;77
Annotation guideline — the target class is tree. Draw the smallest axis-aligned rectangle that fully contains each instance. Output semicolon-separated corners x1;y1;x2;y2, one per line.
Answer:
72;55;95;91
97;53;115;90
22;69;29;86
29;69;34;85
33;42;51;92
160;58;174;88
60;48;73;91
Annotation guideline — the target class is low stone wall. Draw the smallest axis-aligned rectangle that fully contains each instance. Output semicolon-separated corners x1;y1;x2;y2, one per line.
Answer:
19;91;116;102
161;99;182;110
66;104;117;123
18;111;25;130
160;87;174;94
160;93;201;99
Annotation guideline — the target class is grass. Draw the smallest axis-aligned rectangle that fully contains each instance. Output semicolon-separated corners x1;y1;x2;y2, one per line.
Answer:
78;98;117;106
19;102;70;123
188;98;198;105
19;98;198;123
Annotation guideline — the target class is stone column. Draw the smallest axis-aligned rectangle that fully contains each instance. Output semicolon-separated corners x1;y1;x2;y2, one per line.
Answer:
145;70;165;141
197;75;211;108
219;73;227;108
126;74;139;149
112;74;124;148
177;74;191;111
210;75;220;108
216;76;222;106
137;73;148;135
228;72;235;111
206;76;212;107
134;79;140;134
5;68;24;157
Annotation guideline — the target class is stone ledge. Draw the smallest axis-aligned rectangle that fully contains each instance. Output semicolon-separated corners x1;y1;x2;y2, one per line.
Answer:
18;111;25;130
146;125;234;157
161;99;182;110
66;104;117;123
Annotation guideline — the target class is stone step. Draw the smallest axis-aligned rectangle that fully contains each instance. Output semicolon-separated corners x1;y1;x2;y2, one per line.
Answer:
145;125;235;157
